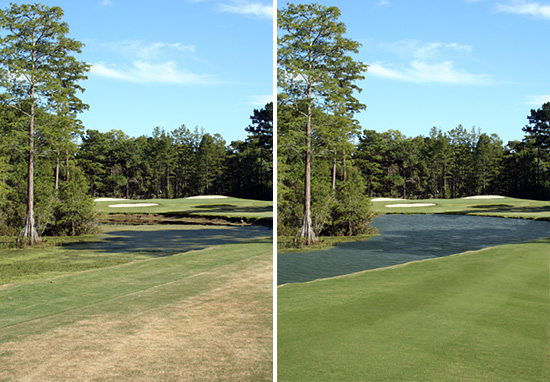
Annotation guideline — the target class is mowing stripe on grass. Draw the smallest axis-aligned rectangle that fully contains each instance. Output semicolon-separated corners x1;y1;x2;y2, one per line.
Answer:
278;238;550;381
0;242;269;336
0;241;273;381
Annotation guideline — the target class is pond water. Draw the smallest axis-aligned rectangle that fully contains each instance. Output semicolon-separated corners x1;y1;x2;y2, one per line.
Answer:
65;224;272;257
278;215;550;285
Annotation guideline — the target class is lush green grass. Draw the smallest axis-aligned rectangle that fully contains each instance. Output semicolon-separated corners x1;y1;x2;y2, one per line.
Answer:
94;196;273;218
0;196;273;380
373;196;550;220
0;240;270;332
0;224;271;286
278;238;550;381
277;233;377;253
1;241;273;380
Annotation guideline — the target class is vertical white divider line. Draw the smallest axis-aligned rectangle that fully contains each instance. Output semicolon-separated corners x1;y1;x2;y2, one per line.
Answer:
272;1;278;380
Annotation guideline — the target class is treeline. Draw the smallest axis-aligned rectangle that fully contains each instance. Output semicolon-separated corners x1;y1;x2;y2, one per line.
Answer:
277;3;550;244
0;103;95;237
355;111;550;200
278;101;550;238
0;3;272;243
0;101;272;237
78;103;273;201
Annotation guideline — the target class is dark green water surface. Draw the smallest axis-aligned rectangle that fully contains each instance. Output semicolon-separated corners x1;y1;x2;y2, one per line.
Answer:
278;215;550;285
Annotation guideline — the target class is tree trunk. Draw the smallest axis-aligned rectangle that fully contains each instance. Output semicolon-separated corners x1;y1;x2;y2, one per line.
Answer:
65;148;70;181
19;93;40;246
332;156;336;190
55;153;60;190
443;162;447;199
342;150;347;182
296;99;317;245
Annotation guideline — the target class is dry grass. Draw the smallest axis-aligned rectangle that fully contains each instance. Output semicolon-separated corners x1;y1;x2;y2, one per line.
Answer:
0;245;272;381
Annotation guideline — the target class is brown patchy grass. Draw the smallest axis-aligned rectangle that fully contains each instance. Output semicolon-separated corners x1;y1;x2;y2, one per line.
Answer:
0;245;272;381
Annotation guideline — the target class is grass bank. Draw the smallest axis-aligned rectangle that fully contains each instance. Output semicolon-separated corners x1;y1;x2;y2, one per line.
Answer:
277;233;377;254
94;196;273;219
0;224;271;286
1;241;272;381
372;196;550;220
278;238;550;381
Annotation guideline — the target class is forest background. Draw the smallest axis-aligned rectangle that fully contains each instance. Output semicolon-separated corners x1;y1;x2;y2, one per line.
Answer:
0;2;273;242
277;3;550;243
0;97;273;237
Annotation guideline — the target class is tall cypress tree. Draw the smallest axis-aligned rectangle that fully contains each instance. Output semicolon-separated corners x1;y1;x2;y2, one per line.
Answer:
0;4;89;245
278;3;367;245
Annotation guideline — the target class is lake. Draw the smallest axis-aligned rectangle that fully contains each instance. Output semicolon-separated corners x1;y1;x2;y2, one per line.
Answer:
278;214;550;285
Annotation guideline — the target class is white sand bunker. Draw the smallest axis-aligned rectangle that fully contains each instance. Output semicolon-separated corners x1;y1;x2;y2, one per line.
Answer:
186;195;228;199
108;203;159;208
94;198;127;202
462;195;505;200
372;198;405;202
386;203;436;208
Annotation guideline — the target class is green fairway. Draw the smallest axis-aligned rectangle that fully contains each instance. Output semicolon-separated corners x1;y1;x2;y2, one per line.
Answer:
1;241;273;381
372;196;550;220
0;224;271;285
0;195;273;381
94;196;273;219
278;238;550;381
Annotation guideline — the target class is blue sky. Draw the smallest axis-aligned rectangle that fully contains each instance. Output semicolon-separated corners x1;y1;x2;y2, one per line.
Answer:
2;0;273;143
279;0;550;144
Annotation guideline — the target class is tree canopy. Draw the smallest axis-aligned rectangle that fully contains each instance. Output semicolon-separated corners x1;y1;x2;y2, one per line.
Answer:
278;3;368;245
0;3;89;245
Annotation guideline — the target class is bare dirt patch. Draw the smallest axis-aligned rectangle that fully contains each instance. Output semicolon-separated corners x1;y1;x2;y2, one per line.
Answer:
100;213;272;228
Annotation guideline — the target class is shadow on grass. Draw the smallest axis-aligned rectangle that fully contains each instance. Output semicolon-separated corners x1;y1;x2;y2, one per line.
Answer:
192;204;273;214
470;204;514;209
466;204;550;215
65;226;272;257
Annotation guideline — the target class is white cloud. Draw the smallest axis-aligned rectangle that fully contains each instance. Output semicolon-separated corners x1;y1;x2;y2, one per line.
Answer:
247;94;273;106
219;1;273;19
369;60;494;85
90;39;211;85
369;39;492;85
382;40;473;61
525;95;550;105
377;0;390;6
100;0;113;6
106;40;196;60
91;61;216;85
496;1;550;19
369;63;409;81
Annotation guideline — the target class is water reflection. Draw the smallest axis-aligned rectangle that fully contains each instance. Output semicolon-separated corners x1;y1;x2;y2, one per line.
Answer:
278;215;550;285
